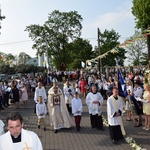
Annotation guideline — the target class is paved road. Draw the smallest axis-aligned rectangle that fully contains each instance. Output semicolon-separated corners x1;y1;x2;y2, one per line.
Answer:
0;81;150;150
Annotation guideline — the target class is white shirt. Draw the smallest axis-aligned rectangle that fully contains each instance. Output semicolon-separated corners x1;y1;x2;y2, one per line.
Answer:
34;86;47;103
86;92;103;115
107;96;124;126
63;85;74;104
36;102;47;118
133;86;143;98
127;85;133;94
72;98;82;116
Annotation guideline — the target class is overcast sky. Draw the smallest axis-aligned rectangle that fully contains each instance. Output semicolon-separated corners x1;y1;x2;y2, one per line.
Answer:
0;0;135;63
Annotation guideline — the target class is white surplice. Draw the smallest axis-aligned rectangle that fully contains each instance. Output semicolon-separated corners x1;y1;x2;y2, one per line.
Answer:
36;102;47;119
0;129;43;150
63;84;74;104
71;98;82;116
34;86;47;103
86;92;103;115
107;95;124;126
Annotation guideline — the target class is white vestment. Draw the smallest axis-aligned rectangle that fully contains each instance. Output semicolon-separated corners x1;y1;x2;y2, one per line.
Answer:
63;84;74;104
71;98;82;116
34;86;47;103
74;83;81;95
0;129;43;150
47;88;72;129
0;120;4;136
107;95;124;126
36;102;47;119
86;92;103;115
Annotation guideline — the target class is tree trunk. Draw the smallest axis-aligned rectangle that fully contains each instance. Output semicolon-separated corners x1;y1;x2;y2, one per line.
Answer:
147;34;150;68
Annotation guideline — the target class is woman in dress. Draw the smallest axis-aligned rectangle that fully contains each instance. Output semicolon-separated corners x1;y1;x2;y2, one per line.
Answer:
80;77;87;98
21;83;28;108
143;84;150;130
11;85;20;109
125;80;133;121
26;78;31;97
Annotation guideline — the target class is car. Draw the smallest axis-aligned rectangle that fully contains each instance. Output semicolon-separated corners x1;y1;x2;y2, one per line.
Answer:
11;74;19;80
0;74;8;81
35;72;43;78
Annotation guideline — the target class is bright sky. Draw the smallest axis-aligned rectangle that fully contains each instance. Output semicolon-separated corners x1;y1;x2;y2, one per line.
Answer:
0;0;135;60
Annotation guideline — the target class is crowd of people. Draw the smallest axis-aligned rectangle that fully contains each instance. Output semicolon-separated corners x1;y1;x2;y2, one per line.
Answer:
0;66;149;148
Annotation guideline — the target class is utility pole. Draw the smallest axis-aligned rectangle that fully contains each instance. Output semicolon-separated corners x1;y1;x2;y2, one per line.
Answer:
45;38;50;71
98;28;102;73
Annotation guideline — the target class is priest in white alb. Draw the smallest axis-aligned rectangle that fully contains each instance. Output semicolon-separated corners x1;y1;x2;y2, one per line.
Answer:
63;80;74;114
34;82;47;103
107;86;125;144
48;86;72;133
0;112;43;150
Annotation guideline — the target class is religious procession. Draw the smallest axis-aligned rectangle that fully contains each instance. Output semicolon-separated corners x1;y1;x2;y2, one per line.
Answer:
0;67;150;150
0;1;150;150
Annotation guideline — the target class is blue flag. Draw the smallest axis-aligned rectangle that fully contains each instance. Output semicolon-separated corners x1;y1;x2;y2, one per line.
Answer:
118;68;128;98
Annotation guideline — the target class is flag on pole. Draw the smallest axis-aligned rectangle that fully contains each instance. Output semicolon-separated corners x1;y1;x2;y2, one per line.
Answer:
81;61;85;68
118;68;128;98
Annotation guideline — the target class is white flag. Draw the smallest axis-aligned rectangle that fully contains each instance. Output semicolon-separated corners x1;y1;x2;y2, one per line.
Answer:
81;61;85;68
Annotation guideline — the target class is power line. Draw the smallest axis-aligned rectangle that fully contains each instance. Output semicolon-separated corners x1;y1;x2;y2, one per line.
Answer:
0;40;32;46
108;8;131;26
0;36;129;46
101;8;131;28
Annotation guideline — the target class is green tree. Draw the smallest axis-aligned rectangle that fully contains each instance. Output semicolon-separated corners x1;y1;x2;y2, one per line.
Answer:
140;52;148;65
5;53;15;66
25;10;83;70
126;31;147;66
93;29;126;67
68;38;93;69
132;0;150;65
17;52;31;65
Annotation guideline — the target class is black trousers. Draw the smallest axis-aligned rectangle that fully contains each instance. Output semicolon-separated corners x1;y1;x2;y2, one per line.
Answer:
109;125;123;140
132;97;143;115
90;114;103;129
66;104;72;114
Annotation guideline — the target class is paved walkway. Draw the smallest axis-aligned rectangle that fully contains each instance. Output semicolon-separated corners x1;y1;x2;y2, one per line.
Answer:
0;82;150;150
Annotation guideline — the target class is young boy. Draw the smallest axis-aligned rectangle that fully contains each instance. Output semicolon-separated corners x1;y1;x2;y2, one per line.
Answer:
71;92;82;131
36;96;47;131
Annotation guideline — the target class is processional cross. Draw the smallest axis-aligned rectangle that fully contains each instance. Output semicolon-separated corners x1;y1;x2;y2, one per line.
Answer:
22;142;32;150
